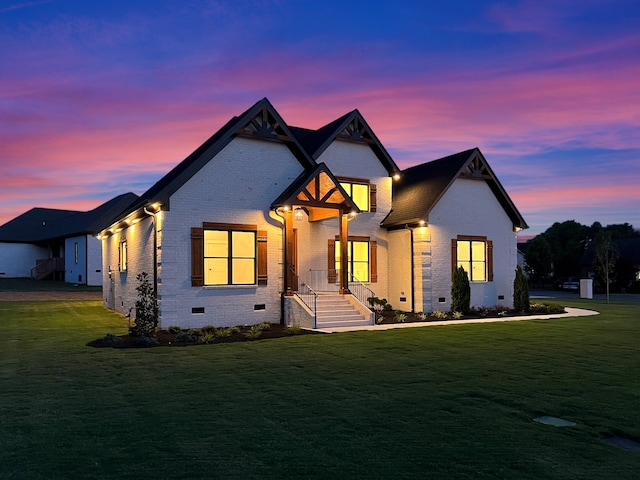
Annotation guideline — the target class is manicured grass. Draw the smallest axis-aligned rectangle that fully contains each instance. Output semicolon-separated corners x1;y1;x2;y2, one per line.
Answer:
1;298;639;479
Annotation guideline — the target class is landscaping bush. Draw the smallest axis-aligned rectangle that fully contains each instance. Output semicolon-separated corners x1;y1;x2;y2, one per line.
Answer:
514;265;530;312
128;272;158;337
451;266;470;314
167;325;182;334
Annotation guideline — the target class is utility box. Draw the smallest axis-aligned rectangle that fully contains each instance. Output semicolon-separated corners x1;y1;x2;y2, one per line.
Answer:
580;279;593;299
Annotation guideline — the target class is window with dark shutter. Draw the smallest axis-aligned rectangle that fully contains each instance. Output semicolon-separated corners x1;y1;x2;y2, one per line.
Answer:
451;235;493;282
328;236;377;284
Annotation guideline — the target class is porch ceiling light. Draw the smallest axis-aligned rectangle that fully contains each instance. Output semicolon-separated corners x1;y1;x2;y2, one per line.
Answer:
419;220;426;226
393;173;401;180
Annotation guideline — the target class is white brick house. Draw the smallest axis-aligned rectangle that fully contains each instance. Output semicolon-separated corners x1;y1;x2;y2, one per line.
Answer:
99;98;527;329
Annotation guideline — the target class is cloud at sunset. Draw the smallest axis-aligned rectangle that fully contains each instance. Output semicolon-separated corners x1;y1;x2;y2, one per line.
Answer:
1;1;638;236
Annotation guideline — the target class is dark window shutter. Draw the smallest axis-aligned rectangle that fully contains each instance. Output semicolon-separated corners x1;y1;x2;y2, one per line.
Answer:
451;238;457;279
370;240;377;283
487;240;494;282
328;239;337;283
369;184;377;212
191;227;204;287
257;230;268;286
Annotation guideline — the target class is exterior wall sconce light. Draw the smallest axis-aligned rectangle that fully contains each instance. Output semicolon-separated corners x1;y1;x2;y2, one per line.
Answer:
294;208;304;221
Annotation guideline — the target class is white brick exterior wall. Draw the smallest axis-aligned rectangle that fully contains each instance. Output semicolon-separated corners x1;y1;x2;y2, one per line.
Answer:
302;140;393;301
412;177;517;312
0;243;47;277
157;136;304;328
102;216;155;316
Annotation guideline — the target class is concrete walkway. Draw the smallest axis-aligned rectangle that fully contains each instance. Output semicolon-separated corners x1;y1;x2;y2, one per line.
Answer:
314;307;599;333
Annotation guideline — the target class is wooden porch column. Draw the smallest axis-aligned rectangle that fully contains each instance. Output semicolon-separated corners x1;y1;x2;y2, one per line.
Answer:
284;209;295;295
339;212;350;294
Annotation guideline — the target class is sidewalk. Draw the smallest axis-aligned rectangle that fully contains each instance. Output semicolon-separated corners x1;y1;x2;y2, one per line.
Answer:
315;307;599;333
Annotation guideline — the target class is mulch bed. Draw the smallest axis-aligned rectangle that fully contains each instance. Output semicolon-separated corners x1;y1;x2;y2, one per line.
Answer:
87;324;320;349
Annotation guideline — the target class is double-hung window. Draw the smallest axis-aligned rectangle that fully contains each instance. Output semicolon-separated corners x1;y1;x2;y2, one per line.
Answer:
191;223;268;287
204;229;256;285
452;235;493;282
328;236;377;284
336;239;370;282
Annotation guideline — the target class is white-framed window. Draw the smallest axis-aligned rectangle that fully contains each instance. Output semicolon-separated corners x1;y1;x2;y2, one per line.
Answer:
204;229;256;285
119;239;127;272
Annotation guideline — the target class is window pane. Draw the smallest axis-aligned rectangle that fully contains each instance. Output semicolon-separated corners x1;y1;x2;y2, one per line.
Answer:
352;241;369;262
232;231;255;258
351;183;369;211
353;262;369;282
335;241;341;262
457;261;470;276
457;241;470;261
205;230;228;257
472;261;486;281
232;258;255;284
472;241;485;261
205;258;228;285
339;183;352;196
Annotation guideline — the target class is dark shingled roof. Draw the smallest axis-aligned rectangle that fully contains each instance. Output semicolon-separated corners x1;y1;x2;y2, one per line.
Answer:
104;98;400;231
0;192;139;243
381;148;528;229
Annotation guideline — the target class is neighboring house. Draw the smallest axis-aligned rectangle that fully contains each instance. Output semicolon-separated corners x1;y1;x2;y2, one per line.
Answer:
0;193;138;285
99;98;527;329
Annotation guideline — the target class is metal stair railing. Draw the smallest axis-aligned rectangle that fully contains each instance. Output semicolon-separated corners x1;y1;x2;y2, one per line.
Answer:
347;271;377;311
290;267;318;329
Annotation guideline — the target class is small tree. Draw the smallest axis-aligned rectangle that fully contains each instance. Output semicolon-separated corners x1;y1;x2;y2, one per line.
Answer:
593;231;618;304
513;265;530;312
129;271;158;337
451;266;470;314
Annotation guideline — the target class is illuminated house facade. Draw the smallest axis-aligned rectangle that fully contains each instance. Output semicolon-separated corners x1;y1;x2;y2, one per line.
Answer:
99;98;527;329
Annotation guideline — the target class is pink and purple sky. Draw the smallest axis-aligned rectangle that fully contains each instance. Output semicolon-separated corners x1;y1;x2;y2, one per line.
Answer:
1;0;639;238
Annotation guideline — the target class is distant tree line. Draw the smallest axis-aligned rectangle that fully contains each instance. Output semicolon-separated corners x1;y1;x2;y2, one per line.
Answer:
523;221;640;292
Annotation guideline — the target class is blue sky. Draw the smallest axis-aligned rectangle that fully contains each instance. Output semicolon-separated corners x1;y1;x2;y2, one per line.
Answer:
1;0;639;237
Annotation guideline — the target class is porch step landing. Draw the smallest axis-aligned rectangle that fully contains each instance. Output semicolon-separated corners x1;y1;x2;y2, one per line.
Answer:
315;294;372;329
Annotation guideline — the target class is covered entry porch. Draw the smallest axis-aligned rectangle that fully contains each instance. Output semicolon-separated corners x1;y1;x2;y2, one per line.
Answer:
272;163;375;328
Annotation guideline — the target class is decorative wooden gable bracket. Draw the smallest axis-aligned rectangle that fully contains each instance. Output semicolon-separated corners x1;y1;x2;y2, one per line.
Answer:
296;171;348;208
337;116;376;145
236;106;293;142
459;152;492;180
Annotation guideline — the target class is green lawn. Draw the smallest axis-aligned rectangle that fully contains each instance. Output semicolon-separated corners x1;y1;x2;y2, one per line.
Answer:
1;297;639;479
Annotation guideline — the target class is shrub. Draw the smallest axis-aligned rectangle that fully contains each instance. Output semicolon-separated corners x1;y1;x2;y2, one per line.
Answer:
451;266;470;314
215;327;232;338
188;328;203;338
136;335;159;347
375;314;384;325
200;333;215;344
394;311;407;323
368;297;392;313
513;265;530;312
176;332;196;344
245;325;262;339
129;272;158;337
201;325;217;334
286;324;302;335
167;325;182;334
93;333;121;346
228;326;241;334
530;302;565;314
415;312;427;321
432;310;447;319
257;322;272;331
452;311;463;319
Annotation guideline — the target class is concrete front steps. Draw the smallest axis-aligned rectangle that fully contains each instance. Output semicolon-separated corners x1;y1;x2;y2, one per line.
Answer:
315;294;373;329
